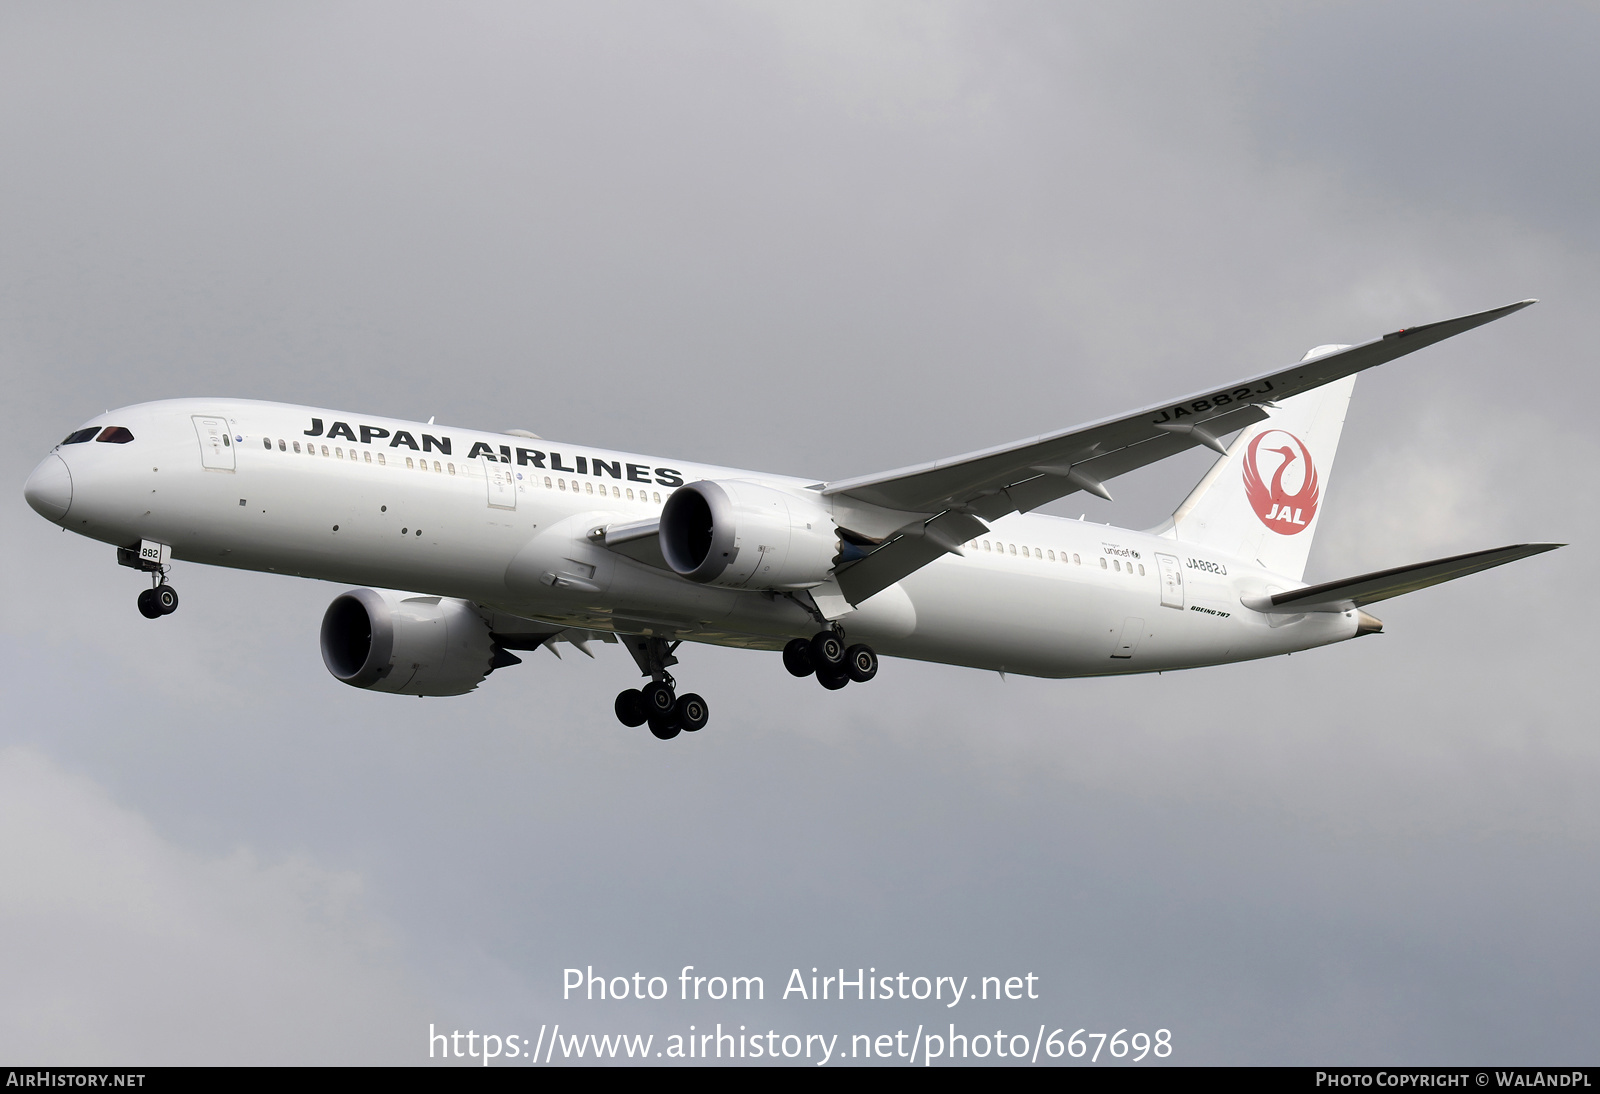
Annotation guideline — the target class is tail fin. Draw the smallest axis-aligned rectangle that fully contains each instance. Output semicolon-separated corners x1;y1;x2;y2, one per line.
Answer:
1166;371;1356;581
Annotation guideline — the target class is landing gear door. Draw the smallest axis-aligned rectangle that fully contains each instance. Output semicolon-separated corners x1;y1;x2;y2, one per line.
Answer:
1156;552;1184;609
192;416;235;471
481;456;516;510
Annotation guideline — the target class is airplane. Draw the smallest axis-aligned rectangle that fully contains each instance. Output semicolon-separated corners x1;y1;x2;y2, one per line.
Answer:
23;299;1561;740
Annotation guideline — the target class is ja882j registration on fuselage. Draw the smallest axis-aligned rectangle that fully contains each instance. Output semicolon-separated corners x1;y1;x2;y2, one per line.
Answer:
23;300;1561;739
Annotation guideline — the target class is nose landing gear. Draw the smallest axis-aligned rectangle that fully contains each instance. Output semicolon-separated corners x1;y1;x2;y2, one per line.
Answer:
120;545;179;619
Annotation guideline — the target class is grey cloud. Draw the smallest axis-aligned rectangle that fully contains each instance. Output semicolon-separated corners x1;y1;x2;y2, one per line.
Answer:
1;1;1593;1064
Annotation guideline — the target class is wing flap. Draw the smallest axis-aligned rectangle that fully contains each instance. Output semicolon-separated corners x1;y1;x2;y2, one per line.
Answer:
835;511;988;603
1240;543;1563;613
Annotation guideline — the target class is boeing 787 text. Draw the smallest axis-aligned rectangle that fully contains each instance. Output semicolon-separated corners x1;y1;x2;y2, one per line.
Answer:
24;299;1559;738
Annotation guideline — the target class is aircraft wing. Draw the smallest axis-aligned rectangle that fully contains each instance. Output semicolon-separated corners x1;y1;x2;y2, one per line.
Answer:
829;299;1536;604
1239;543;1563;614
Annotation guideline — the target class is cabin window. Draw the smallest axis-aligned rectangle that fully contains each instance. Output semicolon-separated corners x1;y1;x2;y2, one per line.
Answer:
1048;550;1055;561
336;447;344;459
262;438;271;450
61;428;100;445
982;540;991;551
1113;559;1120;572
320;445;329;457
1100;557;1108;569
377;452;385;466
544;476;552;488
364;451;372;464
1007;544;1016;555
558;479;566;490
406;457;414;469
447;462;455;474
278;439;286;451
1138;564;1145;576
292;441;301;453
429;461;438;472
585;482;593;494
1034;548;1042;559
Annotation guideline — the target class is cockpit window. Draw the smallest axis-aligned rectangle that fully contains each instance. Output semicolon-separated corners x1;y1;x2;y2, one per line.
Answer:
96;427;135;444
61;427;99;445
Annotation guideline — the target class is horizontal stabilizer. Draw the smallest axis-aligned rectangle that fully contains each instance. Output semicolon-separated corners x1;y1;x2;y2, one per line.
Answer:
1240;543;1563;613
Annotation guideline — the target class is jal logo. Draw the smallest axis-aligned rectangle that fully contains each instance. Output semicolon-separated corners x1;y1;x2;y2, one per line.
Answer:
1241;429;1319;535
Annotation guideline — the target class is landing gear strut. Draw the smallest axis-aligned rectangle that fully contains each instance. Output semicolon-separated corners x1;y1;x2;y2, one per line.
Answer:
615;635;710;740
784;630;880;691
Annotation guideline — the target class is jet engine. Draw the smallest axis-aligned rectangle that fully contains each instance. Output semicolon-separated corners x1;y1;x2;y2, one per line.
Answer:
320;588;506;696
659;480;840;590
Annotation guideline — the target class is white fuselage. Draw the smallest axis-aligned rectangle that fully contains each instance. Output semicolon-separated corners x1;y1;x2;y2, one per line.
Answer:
30;399;1361;677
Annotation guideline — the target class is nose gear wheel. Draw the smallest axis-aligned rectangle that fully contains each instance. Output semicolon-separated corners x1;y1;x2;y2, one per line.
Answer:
135;564;179;619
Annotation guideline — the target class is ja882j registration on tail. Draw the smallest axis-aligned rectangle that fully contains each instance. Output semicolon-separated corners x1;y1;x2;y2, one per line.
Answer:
23;300;1561;740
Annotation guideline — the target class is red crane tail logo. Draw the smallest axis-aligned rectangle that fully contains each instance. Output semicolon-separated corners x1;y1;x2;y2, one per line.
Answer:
1241;430;1319;535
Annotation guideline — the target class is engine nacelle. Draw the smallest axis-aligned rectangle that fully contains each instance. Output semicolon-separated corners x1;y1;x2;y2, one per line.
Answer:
320;588;497;696
659;480;839;590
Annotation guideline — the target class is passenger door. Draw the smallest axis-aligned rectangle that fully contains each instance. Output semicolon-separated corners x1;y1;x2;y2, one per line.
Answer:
481;455;516;510
1156;552;1184;610
192;416;235;471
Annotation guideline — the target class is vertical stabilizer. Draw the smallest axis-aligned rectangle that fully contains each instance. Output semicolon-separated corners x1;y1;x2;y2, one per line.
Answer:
1167;372;1355;581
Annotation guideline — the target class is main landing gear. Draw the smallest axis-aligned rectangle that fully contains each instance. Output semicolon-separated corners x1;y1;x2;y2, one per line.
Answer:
614;635;709;741
783;630;878;690
611;628;877;739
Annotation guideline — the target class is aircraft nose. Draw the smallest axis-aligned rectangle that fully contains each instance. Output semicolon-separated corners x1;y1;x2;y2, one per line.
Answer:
24;453;73;522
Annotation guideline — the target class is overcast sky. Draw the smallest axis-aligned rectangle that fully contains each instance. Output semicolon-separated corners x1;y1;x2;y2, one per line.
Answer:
2;1;1594;1066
